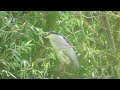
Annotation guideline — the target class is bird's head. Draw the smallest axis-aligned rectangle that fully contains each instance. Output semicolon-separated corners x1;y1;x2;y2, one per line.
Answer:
43;31;60;39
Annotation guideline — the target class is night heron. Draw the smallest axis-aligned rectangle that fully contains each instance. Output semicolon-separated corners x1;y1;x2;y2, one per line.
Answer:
44;31;79;69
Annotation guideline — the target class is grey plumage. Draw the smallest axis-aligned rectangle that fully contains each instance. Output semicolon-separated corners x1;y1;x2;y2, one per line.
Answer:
44;31;79;68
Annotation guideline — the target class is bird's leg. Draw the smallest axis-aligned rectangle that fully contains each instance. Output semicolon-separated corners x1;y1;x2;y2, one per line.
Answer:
63;64;66;73
59;64;62;71
60;63;66;73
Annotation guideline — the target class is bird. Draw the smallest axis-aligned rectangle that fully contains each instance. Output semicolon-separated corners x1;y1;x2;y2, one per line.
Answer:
44;31;79;70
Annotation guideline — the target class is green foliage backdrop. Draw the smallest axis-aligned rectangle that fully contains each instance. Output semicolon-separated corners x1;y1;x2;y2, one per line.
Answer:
0;11;120;79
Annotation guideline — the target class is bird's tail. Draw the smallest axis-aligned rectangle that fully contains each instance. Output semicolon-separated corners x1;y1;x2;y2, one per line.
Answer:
74;60;79;68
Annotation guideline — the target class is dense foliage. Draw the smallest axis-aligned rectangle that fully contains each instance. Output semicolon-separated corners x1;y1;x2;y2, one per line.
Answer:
0;11;120;79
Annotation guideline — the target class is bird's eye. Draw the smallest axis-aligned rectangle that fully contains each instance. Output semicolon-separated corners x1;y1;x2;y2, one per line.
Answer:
44;32;48;35
45;32;51;35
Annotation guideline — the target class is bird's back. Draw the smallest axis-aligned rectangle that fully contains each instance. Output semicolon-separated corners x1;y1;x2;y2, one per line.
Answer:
49;33;79;68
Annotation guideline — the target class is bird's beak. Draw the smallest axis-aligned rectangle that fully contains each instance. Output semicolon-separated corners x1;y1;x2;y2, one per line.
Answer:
41;34;45;37
42;32;49;38
40;32;46;37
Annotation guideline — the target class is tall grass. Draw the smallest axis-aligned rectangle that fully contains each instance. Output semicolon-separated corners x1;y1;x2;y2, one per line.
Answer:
0;11;119;79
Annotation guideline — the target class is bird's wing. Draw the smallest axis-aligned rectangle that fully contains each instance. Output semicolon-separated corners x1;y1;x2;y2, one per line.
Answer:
65;48;79;68
61;35;73;46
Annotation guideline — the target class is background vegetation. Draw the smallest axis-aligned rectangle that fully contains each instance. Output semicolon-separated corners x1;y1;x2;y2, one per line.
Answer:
0;11;120;79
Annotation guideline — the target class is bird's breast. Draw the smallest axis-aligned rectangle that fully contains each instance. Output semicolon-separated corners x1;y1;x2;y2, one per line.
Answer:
50;38;70;51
